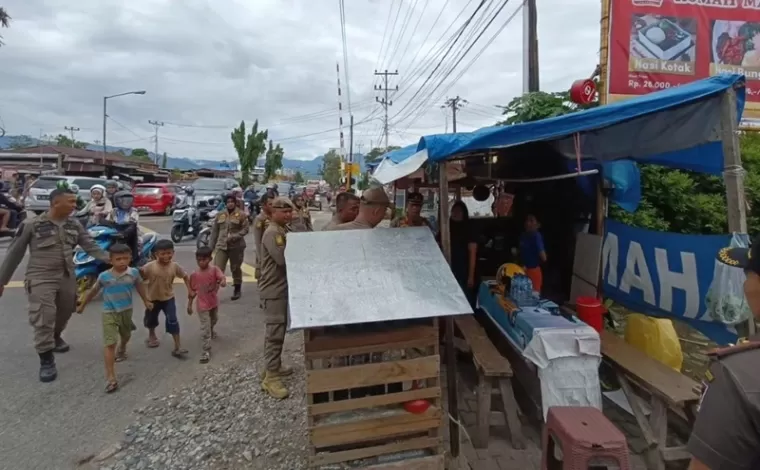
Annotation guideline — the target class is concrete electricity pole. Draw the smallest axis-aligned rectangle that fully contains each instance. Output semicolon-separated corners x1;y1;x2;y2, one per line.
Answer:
64;126;80;146
148;120;164;165
523;0;539;93
374;69;399;151
442;96;467;133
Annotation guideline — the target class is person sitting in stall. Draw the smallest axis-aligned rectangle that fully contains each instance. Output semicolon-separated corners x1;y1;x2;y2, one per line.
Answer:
390;191;432;230
519;213;547;294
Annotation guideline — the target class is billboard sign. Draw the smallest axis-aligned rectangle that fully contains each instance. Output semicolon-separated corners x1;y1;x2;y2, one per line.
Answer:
605;0;760;124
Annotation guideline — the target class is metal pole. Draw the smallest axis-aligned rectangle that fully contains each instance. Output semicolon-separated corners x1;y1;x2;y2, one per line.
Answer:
452;98;458;133
102;96;107;159
347;115;354;192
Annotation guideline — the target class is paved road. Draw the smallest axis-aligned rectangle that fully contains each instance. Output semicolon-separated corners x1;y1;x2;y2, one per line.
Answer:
0;209;331;470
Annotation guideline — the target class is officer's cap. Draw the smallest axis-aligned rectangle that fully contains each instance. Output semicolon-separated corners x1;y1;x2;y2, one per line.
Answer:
360;187;391;206
271;197;294;209
407;191;424;205
717;235;760;275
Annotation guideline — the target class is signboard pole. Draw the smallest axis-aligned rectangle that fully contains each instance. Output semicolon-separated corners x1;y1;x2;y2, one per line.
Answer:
599;0;611;106
438;162;460;457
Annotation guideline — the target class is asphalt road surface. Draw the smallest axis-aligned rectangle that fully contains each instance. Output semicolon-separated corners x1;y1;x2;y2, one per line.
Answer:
0;208;332;470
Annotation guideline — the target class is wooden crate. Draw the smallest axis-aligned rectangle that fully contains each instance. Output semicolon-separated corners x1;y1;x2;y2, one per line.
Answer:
303;319;444;469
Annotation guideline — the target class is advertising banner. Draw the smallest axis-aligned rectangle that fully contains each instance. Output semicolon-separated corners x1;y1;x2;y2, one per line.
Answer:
602;220;738;345
606;0;760;124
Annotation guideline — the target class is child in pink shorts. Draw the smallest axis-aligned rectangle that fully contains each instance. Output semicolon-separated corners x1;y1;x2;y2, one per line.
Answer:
188;246;226;363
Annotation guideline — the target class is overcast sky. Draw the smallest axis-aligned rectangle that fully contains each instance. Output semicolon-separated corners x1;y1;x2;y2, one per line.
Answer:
0;0;600;161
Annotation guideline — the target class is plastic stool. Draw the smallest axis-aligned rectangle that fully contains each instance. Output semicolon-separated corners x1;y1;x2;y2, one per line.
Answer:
541;407;631;470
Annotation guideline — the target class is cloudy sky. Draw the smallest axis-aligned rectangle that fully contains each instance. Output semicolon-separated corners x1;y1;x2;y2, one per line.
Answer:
0;0;600;161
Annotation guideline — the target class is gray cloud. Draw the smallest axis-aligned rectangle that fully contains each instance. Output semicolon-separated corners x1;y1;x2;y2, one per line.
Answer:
0;0;601;160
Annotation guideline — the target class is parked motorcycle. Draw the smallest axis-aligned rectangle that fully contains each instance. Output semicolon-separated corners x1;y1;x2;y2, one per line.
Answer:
171;205;211;243
195;209;218;249
73;224;158;298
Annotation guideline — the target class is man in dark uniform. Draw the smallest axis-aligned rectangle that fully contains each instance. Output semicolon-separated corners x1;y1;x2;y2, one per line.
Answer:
390;191;432;229
333;187;390;231
209;193;250;300
687;239;760;469
0;189;108;382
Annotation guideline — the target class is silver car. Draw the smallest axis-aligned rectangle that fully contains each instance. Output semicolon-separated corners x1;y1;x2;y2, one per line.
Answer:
25;176;109;214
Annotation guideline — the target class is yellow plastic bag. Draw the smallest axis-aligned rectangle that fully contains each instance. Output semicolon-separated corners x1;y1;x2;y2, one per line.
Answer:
624;314;683;372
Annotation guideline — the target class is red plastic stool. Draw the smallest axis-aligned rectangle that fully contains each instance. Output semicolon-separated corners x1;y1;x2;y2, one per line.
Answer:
541;407;631;470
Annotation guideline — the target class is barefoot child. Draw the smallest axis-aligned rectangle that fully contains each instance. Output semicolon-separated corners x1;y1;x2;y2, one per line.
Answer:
78;244;153;393
188;246;226;363
140;239;193;357
519;213;547;294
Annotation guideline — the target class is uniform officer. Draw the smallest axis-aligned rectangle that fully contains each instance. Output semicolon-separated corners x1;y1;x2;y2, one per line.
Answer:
209;192;250;301
333;187;391;231
0;188;108;382
687;238;760;470
289;194;313;232
390;191;432;229
322;192;360;231
252;192;273;280
259;197;294;399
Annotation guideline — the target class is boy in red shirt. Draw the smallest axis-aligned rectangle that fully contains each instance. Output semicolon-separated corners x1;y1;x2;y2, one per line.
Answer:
188;246;226;363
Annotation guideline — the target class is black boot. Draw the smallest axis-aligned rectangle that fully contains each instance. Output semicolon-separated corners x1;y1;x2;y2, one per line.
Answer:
52;335;70;353
39;351;58;383
231;284;241;301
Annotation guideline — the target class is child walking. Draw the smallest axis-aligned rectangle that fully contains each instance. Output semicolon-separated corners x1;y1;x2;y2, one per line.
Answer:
78;244;153;393
520;214;547;294
140;239;193;357
188;246;227;363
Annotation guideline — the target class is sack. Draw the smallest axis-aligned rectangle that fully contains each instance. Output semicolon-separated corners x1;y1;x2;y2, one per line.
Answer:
705;233;752;325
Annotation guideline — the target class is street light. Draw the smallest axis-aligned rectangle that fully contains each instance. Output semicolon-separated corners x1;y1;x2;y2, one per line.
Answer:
102;90;146;158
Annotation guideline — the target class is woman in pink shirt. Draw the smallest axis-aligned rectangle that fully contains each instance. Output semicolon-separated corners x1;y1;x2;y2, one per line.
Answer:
188;246;227;363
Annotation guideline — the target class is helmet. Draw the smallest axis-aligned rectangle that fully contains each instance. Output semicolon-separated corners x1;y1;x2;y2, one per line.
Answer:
90;184;106;195
69;183;80;193
56;180;70;191
231;188;243;198
105;180;118;189
222;191;235;203
185;186;195;195
496;263;526;293
113;190;134;211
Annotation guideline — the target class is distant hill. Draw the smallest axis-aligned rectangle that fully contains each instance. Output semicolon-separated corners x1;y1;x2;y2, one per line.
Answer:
0;135;366;175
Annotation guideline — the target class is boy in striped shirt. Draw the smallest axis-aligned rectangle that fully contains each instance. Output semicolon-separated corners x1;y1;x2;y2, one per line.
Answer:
78;244;153;393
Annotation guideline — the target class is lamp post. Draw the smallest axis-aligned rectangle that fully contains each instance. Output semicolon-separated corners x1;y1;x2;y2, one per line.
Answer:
102;90;146;158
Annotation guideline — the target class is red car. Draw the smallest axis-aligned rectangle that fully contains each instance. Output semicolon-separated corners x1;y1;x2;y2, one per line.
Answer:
132;183;181;215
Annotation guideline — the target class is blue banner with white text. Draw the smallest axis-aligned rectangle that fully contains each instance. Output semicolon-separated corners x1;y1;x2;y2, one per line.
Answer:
602;220;737;345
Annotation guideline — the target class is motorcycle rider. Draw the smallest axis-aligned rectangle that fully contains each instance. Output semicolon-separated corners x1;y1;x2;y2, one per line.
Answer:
0;184;23;235
209;192;250;300
105;180;119;205
106;191;141;266
82;184;113;227
183;186;197;228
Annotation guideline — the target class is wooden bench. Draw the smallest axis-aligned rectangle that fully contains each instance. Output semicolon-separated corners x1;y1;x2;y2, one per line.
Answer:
454;315;525;449
600;330;701;470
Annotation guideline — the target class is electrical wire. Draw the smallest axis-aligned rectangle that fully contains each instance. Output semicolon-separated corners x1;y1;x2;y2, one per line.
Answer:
384;0;420;71
107;116;145;140
371;0;398;88
377;0;406;79
338;0;353;114
395;0;450;77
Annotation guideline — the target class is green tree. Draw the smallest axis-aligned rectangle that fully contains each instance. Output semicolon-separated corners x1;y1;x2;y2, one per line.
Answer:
9;135;36;149
0;7;10;47
357;171;370;190
130;148;152;162
54;134;87;149
231;120;268;187
161;151;168;168
294;171;305;183
365;146;401;165
320;149;342;188
264;140;284;182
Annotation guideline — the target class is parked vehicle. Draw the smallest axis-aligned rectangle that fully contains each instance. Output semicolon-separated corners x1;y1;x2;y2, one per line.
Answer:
171;204;212;243
25;176;108;214
73;224;158;298
195;209;219;249
191;178;238;208
132;183;181;215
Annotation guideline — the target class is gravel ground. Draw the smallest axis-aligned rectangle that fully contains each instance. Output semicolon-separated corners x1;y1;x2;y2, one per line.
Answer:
94;333;309;470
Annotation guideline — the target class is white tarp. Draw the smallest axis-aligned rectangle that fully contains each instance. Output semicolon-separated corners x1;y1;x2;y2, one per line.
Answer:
284;226;473;330
372;149;429;185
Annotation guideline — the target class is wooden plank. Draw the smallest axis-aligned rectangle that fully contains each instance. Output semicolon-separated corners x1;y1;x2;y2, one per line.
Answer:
307;337;438;360
363;454;444;469
475;374;492;448
305;325;438;357
600;330;699;407
307;356;440;394
661;445;692;462
454;315;512;377
309;387;441;416
309;436;440;467
310;407;442;448
497;378;526;450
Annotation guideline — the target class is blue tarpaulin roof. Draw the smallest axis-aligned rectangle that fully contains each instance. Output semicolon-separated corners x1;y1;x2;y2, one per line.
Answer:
373;74;746;180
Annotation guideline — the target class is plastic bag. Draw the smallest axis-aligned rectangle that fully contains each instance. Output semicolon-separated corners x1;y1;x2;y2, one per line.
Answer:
624;314;683;372
705;233;752;325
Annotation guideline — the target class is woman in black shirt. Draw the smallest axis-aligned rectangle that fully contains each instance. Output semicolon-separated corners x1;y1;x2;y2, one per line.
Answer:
448;200;478;308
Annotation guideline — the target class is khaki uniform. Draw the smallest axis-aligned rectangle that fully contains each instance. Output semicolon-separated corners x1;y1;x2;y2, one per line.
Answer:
289;207;312;232
259;221;289;373
209;207;249;285
321;214;342;231
390;215;432;229
333;219;375;231
0;213;107;353
687;340;760;469
252;212;270;278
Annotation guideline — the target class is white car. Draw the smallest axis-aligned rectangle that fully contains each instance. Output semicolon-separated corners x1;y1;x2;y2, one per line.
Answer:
25;176;109;214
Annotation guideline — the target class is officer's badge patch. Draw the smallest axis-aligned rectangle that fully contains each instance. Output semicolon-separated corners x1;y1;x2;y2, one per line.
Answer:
218;214;227;223
256;221;263;229
275;234;285;246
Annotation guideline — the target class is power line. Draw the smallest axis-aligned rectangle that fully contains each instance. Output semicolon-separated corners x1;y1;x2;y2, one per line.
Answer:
148;120;164;165
377;1;405;82
372;0;398;88
374;70;400;151
385;0;421;71
338;0;353;114
107;116;145;140
64;126;80;145
442;96;466;133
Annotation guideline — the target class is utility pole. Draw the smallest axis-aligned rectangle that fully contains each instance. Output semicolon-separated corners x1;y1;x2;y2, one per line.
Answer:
442;96;467;133
374;69;399;151
523;0;539;93
347;115;355;192
64;126;80;146
148;120;164;165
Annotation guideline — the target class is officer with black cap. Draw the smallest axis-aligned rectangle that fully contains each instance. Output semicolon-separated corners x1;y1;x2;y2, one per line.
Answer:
687;238;760;470
390;191;432;230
